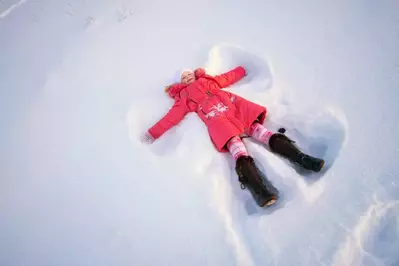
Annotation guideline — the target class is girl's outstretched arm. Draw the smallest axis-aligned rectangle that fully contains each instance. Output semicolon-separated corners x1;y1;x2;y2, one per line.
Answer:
145;100;188;141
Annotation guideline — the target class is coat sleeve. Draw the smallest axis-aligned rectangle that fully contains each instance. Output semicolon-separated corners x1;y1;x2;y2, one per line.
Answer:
148;100;188;140
213;66;246;88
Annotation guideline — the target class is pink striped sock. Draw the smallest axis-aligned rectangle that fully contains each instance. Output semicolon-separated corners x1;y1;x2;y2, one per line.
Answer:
249;123;274;146
227;136;249;161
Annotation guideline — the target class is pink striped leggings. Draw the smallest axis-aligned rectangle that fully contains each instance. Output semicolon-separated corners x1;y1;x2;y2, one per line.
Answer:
226;122;274;160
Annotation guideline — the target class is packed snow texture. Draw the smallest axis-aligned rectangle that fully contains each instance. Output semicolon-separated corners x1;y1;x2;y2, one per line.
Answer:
1;0;399;266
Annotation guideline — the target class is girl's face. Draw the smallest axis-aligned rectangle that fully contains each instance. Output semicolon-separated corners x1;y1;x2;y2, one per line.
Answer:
181;71;195;84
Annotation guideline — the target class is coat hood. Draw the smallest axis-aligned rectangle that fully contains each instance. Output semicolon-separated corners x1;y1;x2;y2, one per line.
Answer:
165;83;188;98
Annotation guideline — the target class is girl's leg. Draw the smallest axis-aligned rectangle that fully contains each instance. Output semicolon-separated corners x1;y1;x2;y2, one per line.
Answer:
226;135;248;160
227;135;278;207
248;122;274;146
249;122;325;172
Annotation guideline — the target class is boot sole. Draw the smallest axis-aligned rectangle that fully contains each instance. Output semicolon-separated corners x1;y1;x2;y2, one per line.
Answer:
261;196;278;207
314;159;325;173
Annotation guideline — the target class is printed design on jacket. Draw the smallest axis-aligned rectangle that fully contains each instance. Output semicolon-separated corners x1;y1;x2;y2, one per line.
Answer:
204;103;229;119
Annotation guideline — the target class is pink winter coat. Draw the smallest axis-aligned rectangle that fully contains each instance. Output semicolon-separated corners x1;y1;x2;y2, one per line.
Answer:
147;66;267;152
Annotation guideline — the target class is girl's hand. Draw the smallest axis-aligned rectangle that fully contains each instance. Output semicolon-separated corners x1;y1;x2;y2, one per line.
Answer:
140;132;154;144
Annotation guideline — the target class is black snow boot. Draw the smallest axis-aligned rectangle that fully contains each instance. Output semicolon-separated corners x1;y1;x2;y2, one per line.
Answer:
235;155;278;207
268;133;324;172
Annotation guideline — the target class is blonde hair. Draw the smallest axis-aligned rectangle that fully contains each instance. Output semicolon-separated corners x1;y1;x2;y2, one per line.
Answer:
180;68;193;78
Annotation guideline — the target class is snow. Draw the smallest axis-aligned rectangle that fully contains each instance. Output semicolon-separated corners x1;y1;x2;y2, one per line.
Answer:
1;0;399;265
0;0;27;19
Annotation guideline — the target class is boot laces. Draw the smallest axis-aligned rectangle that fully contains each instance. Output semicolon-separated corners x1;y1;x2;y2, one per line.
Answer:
236;158;263;192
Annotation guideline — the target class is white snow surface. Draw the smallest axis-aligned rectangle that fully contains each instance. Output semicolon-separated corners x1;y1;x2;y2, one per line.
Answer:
1;0;399;265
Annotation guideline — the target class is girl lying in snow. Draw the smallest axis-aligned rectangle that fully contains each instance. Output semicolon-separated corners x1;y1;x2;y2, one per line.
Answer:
141;66;324;207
